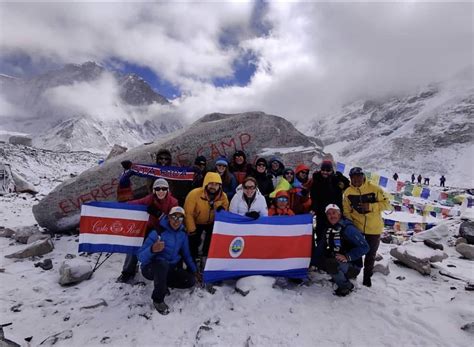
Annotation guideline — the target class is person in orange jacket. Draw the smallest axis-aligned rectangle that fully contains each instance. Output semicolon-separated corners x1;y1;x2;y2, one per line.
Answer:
269;190;295;216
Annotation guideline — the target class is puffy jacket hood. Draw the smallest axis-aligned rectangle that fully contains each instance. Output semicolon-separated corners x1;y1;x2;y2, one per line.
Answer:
203;172;222;187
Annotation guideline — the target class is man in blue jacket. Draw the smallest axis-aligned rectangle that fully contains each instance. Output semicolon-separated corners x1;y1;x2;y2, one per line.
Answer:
137;206;198;315
315;204;369;296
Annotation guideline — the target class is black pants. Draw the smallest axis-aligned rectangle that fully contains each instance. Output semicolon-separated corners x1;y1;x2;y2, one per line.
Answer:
122;254;138;276
363;234;381;280
141;260;195;303
310;215;328;266
189;224;214;263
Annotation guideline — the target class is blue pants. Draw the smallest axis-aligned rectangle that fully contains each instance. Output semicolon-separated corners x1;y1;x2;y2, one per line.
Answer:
331;262;361;290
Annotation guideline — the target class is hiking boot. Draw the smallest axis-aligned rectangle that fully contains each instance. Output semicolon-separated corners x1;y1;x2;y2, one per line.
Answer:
334;283;354;297
116;272;135;284
153;301;170;315
363;277;372;287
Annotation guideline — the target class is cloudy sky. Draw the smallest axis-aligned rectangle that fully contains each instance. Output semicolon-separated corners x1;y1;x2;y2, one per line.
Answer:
0;0;472;123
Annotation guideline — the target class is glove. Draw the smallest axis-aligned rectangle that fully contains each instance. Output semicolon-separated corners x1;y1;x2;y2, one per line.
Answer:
216;205;225;212
245;211;260;219
121;160;133;170
147;205;162;218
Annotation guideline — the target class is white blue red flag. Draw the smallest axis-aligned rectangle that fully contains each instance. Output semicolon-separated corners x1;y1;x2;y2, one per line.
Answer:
203;211;313;282
79;202;148;254
131;163;195;181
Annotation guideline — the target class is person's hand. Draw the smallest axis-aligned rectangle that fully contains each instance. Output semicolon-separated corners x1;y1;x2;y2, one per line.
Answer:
310;210;316;216
216;205;225;212
245;211;260;219
147;205;162;218
335;253;348;263
152;240;165;253
121;160;133;170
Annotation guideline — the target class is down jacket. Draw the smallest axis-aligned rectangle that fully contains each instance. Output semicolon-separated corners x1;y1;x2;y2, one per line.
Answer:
229;185;269;217
137;216;197;273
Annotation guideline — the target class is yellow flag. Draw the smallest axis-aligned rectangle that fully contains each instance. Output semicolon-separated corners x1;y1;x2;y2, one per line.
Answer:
370;173;380;185
269;178;292;198
412;185;422;197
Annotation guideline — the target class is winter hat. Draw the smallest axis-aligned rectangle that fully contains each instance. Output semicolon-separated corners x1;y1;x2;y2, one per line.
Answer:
203;172;222;186
275;190;290;199
233;150;247;160
320;160;334;172
194;155;207;165
283;168;294;175
156;149;172;159
215;156;228;166
349;167;364;176
256;158;268;167
169;206;185;216
295;164;310;174
325;204;341;213
153;178;169;189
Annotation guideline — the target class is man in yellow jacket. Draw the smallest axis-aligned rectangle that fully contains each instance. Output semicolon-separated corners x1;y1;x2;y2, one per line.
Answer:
184;172;229;267
343;167;391;287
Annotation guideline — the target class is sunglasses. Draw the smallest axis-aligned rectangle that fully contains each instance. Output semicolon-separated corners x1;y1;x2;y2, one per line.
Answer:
243;185;256;190
299;171;309;175
169;214;184;222
256;163;266;167
154;187;169;192
157;157;171;161
216;164;227;167
276;197;289;202
285;172;294;176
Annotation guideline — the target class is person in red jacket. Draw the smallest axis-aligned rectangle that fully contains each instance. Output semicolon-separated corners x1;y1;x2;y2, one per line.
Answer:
117;178;178;284
269;191;295;216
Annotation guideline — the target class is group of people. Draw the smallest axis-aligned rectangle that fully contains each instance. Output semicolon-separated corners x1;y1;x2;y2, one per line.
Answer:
404;173;447;187
116;149;391;314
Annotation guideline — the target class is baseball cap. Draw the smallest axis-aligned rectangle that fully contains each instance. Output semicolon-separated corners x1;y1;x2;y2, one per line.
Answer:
169;206;185;216
325;204;341;213
349;167;364;176
153;178;169;189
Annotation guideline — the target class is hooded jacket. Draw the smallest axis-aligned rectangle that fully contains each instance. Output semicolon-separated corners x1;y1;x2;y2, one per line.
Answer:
137;216;197;273
229;184;269;217
310;170;350;215
343;180;391;235
184;172;229;232
268;157;285;187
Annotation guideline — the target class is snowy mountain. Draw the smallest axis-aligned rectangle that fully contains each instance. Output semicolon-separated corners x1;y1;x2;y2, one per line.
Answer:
0;62;182;153
302;69;474;187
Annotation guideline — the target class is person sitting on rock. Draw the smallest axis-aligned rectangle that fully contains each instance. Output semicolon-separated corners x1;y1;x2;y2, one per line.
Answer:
268;190;294;216
138;206;198;315
314;204;369;297
117;178;178;284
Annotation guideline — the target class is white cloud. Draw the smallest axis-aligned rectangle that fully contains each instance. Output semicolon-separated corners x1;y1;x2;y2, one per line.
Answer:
0;1;472;124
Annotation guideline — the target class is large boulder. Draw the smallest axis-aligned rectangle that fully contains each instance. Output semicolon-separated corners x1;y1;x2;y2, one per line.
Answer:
390;243;448;275
411;223;449;242
9;135;32;147
5;238;54;259
12;226;40;244
33;112;324;232
459;221;474;244
455;243;474;260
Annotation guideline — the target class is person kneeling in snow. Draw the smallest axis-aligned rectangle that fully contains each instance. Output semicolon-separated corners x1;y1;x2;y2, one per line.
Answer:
137;206;199;315
315;204;369;297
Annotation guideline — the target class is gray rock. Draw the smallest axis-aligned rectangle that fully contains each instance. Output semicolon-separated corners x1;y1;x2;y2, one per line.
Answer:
0;227;15;238
459;221;474;244
460;322;474;334
373;263;390;276
11;171;38;194
58;259;93;286
456;237;467;246
9;135;32;147
12;226;40;244
411;223;449;242
375;253;383;261
423;239;444;251
33;112;324;232
5;238;54;259
105;144;127;160
39;330;73;346
34;258;53;271
390;243;448;275
455;243;474;260
27;233;50;244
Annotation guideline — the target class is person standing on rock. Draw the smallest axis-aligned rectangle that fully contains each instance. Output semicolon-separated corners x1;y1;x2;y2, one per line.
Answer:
424;177;430;185
314;204;369;296
138;206;198;315
229;150;253;185
411;174;416;184
117;178;178;284
393;173;399;181
440;175;446;187
417;174;422;185
343;167;391;287
184;172;229;268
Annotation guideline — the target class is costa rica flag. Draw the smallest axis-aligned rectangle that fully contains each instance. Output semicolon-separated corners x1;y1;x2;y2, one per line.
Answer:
79;201;148;254
203;211;313;283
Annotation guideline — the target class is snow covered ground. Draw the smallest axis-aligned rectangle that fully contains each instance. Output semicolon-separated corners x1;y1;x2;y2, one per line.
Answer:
1;190;473;346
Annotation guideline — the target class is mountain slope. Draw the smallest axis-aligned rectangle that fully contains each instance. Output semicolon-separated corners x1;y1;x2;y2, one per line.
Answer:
302;72;474;187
